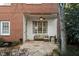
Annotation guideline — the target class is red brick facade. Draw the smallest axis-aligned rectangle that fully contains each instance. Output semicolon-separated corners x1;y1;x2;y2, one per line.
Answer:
0;3;58;42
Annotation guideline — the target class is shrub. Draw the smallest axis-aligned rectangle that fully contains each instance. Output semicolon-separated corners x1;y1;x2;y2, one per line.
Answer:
0;38;4;46
53;49;60;56
65;4;79;44
12;40;20;46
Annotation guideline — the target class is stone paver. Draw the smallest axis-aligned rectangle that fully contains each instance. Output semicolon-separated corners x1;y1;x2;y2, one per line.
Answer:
20;41;58;56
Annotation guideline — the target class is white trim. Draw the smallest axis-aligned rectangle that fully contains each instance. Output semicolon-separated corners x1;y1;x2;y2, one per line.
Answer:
23;15;26;43
0;21;10;35
0;3;11;6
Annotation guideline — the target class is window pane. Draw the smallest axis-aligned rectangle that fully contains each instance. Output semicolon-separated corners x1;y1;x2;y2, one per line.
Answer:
33;21;37;33
2;22;9;34
38;21;42;33
43;21;48;33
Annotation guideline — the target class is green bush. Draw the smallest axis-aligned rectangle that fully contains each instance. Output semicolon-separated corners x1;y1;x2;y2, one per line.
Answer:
65;4;79;44
12;40;20;46
53;49;60;56
0;38;4;46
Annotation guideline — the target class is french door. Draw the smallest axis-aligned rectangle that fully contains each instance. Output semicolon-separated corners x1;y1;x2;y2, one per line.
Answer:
33;21;48;34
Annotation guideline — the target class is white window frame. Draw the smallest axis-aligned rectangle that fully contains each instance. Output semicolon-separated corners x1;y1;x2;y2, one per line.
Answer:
0;3;11;6
0;21;10;35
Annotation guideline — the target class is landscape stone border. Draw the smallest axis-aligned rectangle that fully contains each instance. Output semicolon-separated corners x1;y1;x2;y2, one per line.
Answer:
0;48;29;56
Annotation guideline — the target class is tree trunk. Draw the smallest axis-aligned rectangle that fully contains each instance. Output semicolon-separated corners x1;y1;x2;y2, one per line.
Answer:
58;3;66;55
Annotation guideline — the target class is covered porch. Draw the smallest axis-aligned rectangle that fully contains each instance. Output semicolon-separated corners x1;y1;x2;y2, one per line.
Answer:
23;13;58;42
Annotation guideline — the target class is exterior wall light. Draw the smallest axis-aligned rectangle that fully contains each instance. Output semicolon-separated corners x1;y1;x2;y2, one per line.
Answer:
39;17;45;21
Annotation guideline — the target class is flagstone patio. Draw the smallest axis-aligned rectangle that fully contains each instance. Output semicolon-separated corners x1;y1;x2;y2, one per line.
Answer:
20;41;58;56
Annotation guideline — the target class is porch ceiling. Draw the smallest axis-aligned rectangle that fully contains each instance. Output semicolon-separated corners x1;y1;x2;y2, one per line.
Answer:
24;13;58;19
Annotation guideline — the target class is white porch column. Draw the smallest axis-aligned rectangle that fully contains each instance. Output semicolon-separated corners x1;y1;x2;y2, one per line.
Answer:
23;15;26;43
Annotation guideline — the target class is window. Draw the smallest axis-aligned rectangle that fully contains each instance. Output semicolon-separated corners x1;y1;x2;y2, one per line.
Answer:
0;21;10;35
0;3;11;6
33;21;48;34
